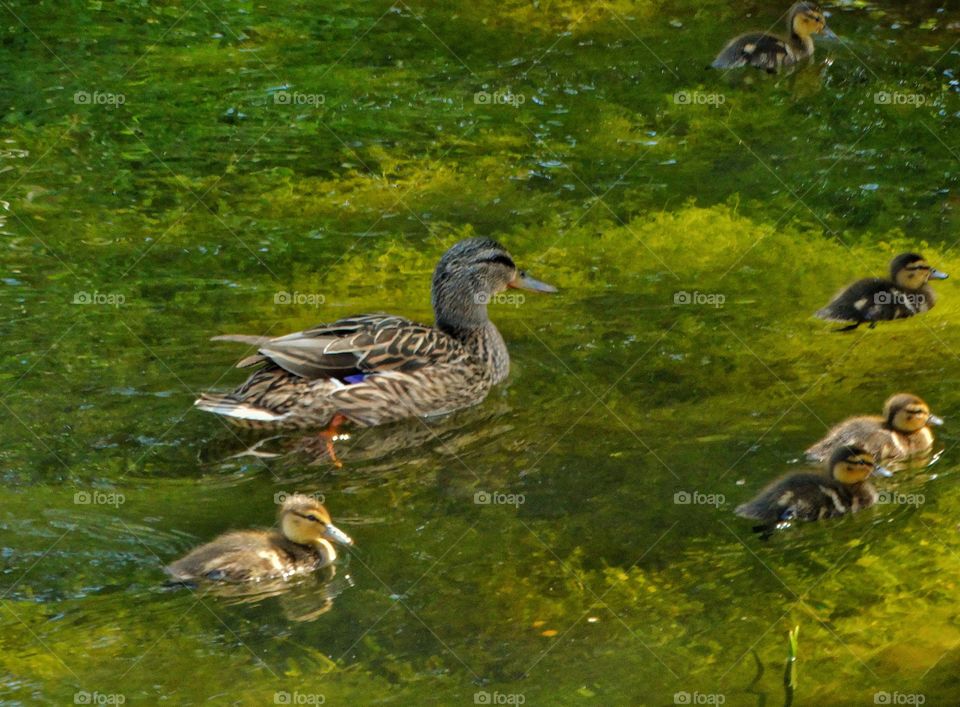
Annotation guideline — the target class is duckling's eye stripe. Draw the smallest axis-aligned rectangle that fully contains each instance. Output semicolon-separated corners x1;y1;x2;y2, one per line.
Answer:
906;265;930;271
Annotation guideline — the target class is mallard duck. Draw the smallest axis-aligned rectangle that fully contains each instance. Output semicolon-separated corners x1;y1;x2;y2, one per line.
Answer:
195;238;556;428
805;393;943;464
712;2;837;73
815;252;948;331
165;494;352;583
735;445;889;525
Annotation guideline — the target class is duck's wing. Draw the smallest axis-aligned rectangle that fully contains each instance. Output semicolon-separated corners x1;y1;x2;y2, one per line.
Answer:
735;473;834;522
712;33;790;71
805;417;887;462
213;314;464;380
815;278;896;323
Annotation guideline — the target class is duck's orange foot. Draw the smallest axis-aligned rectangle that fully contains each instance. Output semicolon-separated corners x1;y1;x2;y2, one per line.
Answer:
320;413;349;469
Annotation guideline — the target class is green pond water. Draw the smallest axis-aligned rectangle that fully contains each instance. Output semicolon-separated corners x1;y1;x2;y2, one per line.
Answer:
4;0;960;704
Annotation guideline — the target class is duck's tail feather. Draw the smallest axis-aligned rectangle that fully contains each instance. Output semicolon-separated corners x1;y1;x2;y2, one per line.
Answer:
194;393;287;423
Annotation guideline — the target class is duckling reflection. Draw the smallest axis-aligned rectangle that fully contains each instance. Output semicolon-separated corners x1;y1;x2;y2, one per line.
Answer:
806;394;943;466
712;2;837;73
815;252;948;331
736;445;888;529
166;495;352;583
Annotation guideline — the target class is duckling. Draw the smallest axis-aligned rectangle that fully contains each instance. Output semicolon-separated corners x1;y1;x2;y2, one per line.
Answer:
815;252;949;331
165;495;353;583
735;445;889;525
712;2;837;73
806;393;943;464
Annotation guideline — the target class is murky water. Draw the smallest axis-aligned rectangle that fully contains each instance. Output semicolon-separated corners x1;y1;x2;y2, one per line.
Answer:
3;0;960;704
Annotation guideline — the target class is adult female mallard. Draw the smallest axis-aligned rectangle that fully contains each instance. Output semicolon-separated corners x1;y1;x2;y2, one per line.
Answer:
712;2;837;73
195;238;556;428
735;445;889;527
165;494;353;583
805;394;943;465
815;252;948;331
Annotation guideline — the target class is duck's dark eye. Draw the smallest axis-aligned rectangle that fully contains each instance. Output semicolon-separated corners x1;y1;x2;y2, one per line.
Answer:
306;514;320;523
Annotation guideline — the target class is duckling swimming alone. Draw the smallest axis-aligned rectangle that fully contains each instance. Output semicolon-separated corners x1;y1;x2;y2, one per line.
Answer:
195;237;556;428
712;2;837;73
736;445;888;525
815;252;948;331
806;393;943;464
166;495;353;583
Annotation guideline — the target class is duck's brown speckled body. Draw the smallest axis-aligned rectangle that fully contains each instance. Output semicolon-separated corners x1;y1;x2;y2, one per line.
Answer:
195;238;556;428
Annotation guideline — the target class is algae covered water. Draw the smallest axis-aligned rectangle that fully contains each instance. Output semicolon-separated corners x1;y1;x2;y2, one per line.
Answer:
3;0;960;704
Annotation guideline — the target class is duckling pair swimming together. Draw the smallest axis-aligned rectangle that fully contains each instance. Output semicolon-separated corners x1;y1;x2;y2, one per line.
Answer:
712;2;837;73
816;252;949;331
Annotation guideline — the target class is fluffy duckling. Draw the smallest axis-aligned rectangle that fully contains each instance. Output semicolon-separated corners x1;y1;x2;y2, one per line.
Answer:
166;495;353;583
806;394;943;464
815;252;948;331
712;2;837;73
736;445;888;525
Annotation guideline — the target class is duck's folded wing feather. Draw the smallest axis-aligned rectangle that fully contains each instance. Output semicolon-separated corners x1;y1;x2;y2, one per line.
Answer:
815;278;892;322
713;33;788;70
217;314;463;379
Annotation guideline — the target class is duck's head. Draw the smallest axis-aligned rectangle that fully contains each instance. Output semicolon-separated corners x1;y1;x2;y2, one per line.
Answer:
884;393;944;433
789;2;837;39
829;445;890;484
431;237;556;332
891;252;949;290
279;495;353;561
